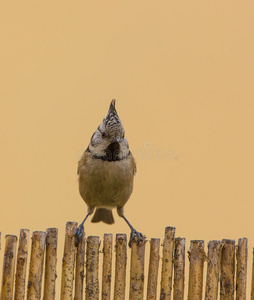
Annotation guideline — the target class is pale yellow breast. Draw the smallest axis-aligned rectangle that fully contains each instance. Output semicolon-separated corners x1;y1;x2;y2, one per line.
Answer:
78;154;135;208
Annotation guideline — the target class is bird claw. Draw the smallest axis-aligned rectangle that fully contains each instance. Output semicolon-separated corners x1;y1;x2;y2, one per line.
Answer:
73;224;84;247
129;229;145;248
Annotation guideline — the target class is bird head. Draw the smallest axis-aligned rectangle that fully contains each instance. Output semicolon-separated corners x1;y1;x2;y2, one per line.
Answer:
88;99;130;161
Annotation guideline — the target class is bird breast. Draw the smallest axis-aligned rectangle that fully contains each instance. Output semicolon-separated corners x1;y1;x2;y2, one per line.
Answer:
78;153;135;208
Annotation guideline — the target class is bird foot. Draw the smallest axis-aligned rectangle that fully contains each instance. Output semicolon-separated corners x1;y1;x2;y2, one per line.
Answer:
73;223;84;247
129;229;145;248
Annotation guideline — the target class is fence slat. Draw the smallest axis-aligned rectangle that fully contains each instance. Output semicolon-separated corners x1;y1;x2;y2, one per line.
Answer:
160;226;175;300
113;234;127;300
173;237;185;300
86;236;100;300
204;240;221;300
102;234;113;300
44;228;58;300
1;235;18;300
236;238;248;300
74;230;86;300
147;238;160;300
129;240;146;300
14;229;30;300
251;248;254;300
60;222;77;300
27;231;46;300
220;239;235;300
187;240;205;300
2;225;254;300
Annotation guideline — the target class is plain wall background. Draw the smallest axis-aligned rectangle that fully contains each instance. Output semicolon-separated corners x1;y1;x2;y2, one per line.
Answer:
1;1;254;298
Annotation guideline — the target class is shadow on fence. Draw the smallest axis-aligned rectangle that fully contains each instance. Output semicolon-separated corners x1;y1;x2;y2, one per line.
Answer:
0;222;253;299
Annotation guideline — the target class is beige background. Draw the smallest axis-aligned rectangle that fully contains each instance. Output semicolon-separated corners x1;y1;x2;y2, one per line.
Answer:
1;0;254;298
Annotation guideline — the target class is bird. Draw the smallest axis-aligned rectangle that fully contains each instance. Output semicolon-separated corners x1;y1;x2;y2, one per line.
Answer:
73;99;144;247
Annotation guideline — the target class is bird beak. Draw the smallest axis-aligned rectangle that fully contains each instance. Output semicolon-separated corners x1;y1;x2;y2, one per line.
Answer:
111;137;120;144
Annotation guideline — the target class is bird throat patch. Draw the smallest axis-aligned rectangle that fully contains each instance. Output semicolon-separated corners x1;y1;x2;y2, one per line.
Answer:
104;141;120;160
88;142;128;162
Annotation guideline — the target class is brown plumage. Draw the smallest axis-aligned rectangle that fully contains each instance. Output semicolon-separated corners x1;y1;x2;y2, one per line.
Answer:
74;99;144;247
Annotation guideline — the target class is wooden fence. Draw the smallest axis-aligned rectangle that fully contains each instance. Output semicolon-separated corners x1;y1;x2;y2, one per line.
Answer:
0;222;253;299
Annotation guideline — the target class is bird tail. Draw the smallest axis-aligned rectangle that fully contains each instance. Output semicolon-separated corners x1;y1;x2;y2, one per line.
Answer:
91;208;114;224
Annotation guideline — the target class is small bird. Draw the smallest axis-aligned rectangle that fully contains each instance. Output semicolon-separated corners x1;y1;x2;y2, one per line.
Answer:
73;99;144;247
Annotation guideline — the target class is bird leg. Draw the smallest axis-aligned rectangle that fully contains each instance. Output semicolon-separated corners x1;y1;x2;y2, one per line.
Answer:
73;206;94;247
117;207;145;248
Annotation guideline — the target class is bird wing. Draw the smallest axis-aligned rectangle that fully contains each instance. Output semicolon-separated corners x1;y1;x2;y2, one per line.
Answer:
77;148;90;175
129;151;137;175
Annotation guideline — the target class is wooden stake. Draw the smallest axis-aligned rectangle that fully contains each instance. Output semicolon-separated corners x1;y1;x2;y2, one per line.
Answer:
74;230;86;300
43;228;58;300
1;235;18;300
27;231;46;300
251;248;254;300
102;234;113;300
236;238;248;300
129;239;146;300
220;239;235;300
113;234;127;300
86;236;100;300
173;237;185;300
204;240;221;300
187;240;205;300
14;229;30;300
60;222;77;300
147;238;160;300
160;226;175;300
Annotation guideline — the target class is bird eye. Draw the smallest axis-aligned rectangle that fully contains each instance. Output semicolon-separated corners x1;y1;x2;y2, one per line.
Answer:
101;132;106;139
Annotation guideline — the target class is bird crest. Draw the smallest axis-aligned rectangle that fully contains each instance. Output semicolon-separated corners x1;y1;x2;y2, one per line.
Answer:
103;99;123;134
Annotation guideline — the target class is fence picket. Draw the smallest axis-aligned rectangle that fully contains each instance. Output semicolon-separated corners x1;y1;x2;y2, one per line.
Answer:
147;238;160;300
173;237;186;300
74;230;85;300
1;235;18;300
86;236;100;300
160;226;175;300
44;228;58;300
102;234;113;300
220;239;235;300
27;231;46;300
113;234;127;300
129;239;146;300
204;240;221;300
187;240;205;300
14;229;29;300
60;222;77;300
0;223;253;299
236;238;248;300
